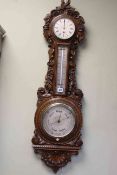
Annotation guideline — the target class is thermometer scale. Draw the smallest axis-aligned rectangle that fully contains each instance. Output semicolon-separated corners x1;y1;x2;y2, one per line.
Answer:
56;46;69;94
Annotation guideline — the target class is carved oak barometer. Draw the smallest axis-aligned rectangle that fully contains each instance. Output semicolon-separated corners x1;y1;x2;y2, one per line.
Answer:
32;0;85;173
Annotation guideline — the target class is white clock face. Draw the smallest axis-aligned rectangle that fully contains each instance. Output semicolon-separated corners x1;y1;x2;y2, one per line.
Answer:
53;18;75;40
42;103;75;138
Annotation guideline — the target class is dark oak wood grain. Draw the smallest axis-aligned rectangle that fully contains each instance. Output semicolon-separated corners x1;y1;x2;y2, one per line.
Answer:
32;0;85;173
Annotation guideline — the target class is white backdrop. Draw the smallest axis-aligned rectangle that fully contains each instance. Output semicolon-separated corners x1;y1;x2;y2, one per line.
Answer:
0;0;117;175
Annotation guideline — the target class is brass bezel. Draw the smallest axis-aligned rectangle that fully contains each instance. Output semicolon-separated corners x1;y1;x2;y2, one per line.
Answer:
35;97;82;144
41;102;76;138
53;17;76;40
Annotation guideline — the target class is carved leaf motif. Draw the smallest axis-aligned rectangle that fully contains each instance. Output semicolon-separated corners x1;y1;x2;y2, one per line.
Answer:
32;0;85;172
41;151;72;173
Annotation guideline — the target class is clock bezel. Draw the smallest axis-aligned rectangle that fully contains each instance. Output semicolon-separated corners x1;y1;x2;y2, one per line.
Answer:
50;14;77;42
34;97;82;143
53;17;76;40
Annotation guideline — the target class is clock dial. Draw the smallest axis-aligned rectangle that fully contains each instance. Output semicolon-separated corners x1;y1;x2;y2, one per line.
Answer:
42;103;75;138
53;18;75;39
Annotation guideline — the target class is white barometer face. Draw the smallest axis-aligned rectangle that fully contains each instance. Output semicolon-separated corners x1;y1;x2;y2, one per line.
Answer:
42;103;75;138
53;18;75;39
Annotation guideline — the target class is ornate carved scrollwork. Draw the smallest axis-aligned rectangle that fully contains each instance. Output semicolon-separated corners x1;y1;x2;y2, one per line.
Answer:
41;151;72;173
32;1;85;173
43;1;85;96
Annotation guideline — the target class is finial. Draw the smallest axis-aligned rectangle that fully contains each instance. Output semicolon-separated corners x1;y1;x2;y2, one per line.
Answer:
61;0;71;7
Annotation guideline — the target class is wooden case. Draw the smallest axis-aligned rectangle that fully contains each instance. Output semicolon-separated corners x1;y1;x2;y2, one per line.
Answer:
32;0;85;173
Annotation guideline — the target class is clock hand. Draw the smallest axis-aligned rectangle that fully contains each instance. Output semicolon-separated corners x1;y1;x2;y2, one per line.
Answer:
60;116;69;122
64;19;65;29
63;19;66;37
51;115;69;125
50;115;61;125
58;114;61;123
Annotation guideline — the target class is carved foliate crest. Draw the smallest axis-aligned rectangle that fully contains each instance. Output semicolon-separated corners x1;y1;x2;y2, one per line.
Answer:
43;0;85;46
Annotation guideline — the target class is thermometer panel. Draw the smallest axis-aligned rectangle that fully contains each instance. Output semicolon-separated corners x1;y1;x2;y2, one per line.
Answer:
56;46;69;95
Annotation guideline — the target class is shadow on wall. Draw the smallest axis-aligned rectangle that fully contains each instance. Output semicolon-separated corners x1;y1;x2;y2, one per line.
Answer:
0;25;6;57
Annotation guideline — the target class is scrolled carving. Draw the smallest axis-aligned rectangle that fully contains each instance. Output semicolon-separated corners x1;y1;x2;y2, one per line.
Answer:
41;151;72;173
37;87;52;104
32;129;45;145
37;87;45;97
32;0;85;173
32;129;49;146
43;0;85;46
43;1;85;96
44;47;55;94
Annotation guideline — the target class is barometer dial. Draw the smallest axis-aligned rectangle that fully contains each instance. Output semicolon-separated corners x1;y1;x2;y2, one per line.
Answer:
42;103;75;138
53;18;75;39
